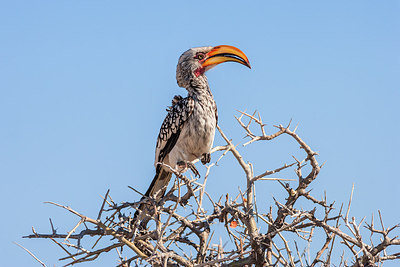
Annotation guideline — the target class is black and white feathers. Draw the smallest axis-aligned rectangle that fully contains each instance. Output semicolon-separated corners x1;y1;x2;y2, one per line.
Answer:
136;45;249;221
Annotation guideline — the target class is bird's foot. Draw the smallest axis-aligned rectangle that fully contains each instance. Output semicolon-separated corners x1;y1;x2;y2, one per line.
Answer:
187;162;200;177
176;161;200;177
200;153;211;165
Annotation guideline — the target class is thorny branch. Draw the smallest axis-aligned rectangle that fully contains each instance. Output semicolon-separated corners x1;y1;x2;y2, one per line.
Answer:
23;111;400;266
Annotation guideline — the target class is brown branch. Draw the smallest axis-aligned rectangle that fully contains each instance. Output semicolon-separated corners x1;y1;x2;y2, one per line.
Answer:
44;201;148;259
15;242;47;267
23;112;400;267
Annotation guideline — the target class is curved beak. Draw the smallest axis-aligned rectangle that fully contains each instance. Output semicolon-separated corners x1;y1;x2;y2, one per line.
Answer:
201;45;251;69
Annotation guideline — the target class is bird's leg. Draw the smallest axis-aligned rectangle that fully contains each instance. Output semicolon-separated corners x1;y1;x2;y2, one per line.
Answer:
176;161;200;177
200;153;211;165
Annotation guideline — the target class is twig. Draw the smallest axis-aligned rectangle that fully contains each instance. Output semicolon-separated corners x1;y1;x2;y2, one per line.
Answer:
14;242;47;267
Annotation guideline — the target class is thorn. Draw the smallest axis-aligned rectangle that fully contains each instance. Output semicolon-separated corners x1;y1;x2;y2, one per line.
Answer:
293;123;299;132
287;119;292;128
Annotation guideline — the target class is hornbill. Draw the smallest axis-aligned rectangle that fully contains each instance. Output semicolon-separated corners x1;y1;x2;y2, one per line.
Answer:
135;45;250;222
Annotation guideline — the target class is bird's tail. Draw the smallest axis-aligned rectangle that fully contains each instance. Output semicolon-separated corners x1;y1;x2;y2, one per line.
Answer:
134;166;172;221
145;166;173;199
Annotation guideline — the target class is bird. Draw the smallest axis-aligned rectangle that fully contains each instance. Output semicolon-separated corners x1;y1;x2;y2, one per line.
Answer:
135;45;250;221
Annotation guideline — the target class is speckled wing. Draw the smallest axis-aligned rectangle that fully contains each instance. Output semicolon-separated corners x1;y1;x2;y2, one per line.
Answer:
155;96;194;165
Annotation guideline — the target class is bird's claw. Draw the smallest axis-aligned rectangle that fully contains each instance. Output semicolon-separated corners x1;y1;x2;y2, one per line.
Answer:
187;162;200;177
200;153;211;165
177;161;200;177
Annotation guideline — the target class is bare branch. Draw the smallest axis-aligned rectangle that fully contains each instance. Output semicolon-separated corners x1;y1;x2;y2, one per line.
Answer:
14;242;47;267
23;112;399;267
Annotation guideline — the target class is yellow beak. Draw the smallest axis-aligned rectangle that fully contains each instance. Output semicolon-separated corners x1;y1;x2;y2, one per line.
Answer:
201;45;251;69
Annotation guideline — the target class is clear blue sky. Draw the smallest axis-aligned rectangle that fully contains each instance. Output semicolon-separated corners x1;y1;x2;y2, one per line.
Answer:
1;1;399;266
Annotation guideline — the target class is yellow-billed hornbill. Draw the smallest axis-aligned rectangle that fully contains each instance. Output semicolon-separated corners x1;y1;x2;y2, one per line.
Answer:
136;45;250;220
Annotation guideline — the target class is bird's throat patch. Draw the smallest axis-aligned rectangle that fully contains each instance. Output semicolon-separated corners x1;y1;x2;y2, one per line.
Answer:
194;67;205;77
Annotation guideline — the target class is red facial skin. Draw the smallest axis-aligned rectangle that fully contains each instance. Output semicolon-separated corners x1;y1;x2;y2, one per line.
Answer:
194;66;205;77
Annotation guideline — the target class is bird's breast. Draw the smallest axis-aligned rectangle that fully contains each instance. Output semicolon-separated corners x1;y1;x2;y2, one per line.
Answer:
175;99;217;162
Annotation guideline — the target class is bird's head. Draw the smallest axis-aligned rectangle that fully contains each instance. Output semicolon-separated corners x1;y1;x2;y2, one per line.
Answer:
176;45;250;88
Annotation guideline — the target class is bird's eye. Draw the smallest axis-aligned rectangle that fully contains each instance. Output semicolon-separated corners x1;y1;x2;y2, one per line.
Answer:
195;53;205;60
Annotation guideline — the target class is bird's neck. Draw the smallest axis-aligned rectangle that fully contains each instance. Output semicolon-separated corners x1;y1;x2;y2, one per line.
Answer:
187;75;214;101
